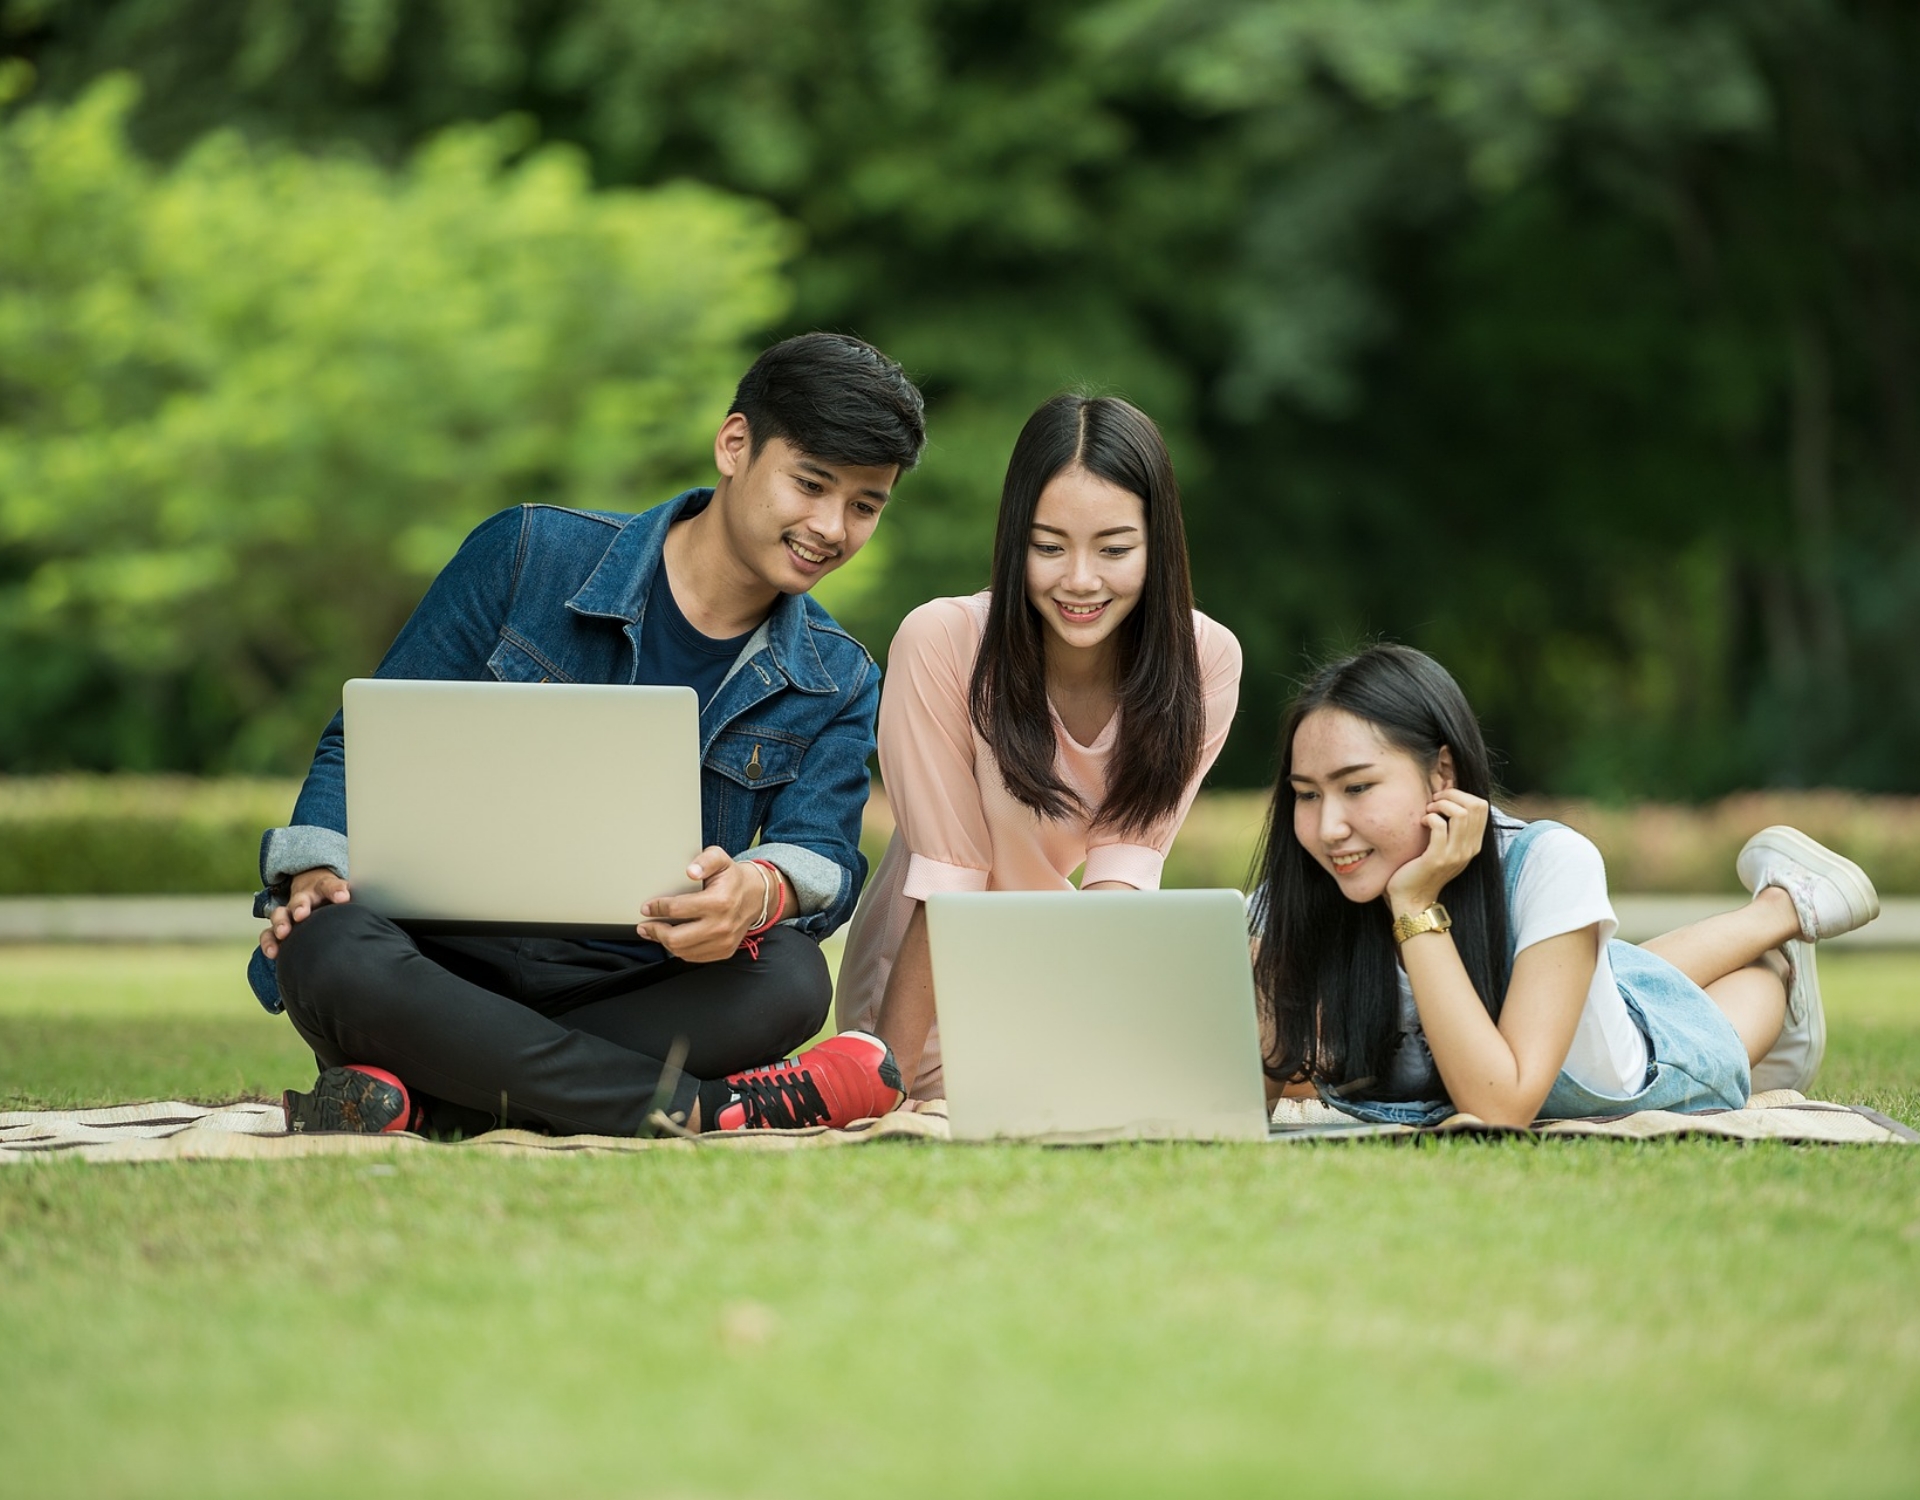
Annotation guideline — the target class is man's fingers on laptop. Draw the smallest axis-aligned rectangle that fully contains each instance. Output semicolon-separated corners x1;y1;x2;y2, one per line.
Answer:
686;846;734;882
290;867;350;905
634;893;745;961
679;841;729;879
638;855;767;961
262;870;351;954
643;849;751;924
290;872;351;921
638;916;738;964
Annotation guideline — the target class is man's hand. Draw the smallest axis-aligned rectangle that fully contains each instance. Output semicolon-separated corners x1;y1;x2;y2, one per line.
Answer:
636;848;790;964
258;867;351;960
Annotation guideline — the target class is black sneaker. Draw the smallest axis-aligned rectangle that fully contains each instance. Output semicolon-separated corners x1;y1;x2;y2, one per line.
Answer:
283;1065;418;1135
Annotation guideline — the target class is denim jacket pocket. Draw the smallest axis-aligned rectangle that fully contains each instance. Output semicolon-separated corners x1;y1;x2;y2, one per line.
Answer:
702;729;801;853
704;729;802;791
487;630;576;684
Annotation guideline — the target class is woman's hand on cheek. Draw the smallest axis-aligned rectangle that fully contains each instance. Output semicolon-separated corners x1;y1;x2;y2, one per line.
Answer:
1383;790;1489;914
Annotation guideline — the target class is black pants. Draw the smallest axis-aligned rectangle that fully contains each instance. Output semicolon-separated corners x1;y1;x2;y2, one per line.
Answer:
274;902;830;1136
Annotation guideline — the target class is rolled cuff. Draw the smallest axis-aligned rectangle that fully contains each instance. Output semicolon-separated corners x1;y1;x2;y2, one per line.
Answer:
260;825;350;894
902;853;991;903
1081;843;1166;891
745;841;844;921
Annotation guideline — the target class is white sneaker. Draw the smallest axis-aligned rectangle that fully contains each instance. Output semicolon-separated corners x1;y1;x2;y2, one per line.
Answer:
1751;938;1824;1095
1734;826;1879;942
1736;827;1876;1095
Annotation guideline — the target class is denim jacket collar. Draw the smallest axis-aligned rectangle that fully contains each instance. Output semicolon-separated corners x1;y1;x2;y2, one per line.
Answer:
563;487;839;695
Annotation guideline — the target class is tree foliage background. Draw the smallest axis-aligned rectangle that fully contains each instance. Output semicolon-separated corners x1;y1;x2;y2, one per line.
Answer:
0;70;788;771
3;0;1916;796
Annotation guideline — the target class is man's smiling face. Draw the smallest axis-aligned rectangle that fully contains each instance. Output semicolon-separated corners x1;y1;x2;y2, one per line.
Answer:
712;414;899;595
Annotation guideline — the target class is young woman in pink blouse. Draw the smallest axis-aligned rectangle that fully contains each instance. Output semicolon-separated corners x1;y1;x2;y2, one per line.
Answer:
835;394;1243;1100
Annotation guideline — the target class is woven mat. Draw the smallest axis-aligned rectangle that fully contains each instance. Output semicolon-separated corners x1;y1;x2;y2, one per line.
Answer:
0;1099;952;1163
1268;1090;1920;1144
2;1091;1912;1162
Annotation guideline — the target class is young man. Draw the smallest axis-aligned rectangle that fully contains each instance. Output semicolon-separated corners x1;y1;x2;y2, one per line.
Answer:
250;333;925;1136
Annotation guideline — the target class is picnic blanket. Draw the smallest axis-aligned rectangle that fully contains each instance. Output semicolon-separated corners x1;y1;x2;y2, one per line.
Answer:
0;1090;1912;1162
1268;1089;1920;1144
0;1098;953;1163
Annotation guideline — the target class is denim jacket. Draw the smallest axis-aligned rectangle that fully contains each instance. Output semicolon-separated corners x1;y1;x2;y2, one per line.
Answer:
247;490;879;1013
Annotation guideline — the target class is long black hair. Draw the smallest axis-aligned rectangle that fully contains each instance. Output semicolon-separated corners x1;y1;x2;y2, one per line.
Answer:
969;394;1204;834
1250;644;1511;1090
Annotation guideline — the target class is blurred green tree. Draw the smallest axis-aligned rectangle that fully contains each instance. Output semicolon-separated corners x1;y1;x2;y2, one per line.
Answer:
0;73;792;770
4;0;1917;794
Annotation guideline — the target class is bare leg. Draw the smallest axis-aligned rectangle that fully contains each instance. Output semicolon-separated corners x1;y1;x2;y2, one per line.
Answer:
1640;887;1798;1067
1703;951;1790;1066
1639;886;1799;988
873;900;938;1099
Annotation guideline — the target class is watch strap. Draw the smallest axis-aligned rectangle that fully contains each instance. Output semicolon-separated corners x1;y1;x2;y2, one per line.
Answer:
1392;902;1452;945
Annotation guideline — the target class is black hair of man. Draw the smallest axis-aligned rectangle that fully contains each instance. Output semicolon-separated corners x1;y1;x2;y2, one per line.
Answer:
728;332;927;473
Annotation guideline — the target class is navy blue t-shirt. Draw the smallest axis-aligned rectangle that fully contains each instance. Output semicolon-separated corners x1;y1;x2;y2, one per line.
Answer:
587;565;757;962
636;568;755;708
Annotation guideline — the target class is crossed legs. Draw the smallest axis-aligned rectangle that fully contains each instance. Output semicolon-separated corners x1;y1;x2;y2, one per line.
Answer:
274;902;830;1136
1639;887;1797;1066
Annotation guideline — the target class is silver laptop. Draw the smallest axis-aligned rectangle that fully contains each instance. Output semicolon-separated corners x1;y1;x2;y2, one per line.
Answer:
343;678;702;934
925;889;1270;1143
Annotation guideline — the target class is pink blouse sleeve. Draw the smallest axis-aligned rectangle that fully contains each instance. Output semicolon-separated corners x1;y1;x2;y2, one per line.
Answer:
1082;615;1242;889
876;599;996;901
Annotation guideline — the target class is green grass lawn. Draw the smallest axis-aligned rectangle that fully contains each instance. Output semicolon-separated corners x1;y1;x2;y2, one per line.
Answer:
3;944;1918;1499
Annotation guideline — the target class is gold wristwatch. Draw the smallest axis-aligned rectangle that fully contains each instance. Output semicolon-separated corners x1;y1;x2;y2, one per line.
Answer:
1391;903;1452;945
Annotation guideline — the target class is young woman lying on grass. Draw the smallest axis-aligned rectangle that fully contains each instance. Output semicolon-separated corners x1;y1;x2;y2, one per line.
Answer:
1253;644;1880;1127
836;394;1241;1100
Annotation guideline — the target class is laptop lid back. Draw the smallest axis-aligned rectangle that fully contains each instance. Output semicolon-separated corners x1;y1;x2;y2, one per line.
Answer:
926;889;1269;1143
343;678;702;932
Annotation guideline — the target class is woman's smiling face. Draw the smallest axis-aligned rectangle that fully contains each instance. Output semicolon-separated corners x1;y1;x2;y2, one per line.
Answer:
1024;464;1148;656
1289;707;1451;903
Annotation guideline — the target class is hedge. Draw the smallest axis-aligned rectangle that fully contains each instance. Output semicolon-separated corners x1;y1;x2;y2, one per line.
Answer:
5;777;1918;897
0;777;298;895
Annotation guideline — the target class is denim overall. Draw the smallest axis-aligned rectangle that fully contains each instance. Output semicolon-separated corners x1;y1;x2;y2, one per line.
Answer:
1321;820;1752;1126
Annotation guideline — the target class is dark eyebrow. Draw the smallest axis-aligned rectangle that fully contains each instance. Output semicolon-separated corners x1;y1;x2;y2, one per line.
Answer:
1029;523;1139;537
797;458;890;506
1289;762;1377;784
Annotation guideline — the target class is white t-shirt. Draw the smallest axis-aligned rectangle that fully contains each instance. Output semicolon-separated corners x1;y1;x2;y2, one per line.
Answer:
1390;816;1649;1096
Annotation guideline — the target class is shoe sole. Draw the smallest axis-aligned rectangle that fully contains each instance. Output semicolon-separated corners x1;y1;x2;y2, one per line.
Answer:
1735;826;1880;939
1758;937;1827;1090
1787;936;1827;1086
283;1067;411;1134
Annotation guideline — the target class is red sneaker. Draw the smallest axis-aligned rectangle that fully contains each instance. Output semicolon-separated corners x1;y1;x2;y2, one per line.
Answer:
283;1065;419;1135
711;1032;904;1131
